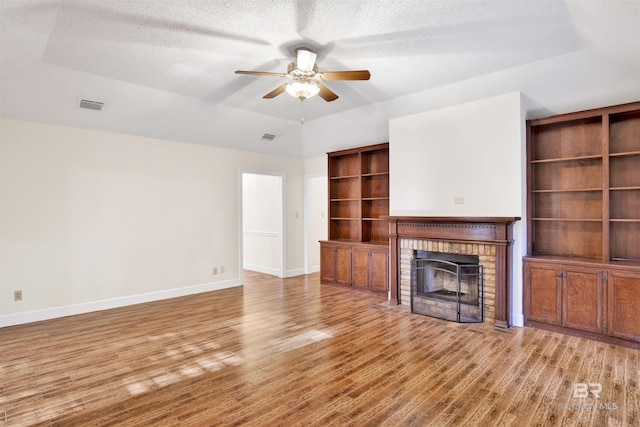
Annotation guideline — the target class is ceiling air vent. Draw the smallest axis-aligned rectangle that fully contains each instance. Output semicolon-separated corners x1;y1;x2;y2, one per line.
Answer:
261;133;276;141
78;98;105;111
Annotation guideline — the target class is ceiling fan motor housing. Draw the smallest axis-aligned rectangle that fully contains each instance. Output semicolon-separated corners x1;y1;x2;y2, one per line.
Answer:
287;62;318;78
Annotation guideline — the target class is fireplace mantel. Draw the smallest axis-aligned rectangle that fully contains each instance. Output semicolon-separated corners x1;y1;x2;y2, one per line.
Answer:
388;216;519;328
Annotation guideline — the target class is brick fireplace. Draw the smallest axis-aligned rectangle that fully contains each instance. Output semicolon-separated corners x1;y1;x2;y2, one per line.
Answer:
389;217;519;328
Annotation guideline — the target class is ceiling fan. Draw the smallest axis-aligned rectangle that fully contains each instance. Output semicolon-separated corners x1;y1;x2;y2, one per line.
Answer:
235;48;370;102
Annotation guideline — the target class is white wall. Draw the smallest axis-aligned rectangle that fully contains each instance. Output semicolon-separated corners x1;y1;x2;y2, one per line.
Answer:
388;93;526;326
389;92;523;216
304;156;326;176
303;156;328;274
0;118;305;326
305;175;327;273
242;173;283;277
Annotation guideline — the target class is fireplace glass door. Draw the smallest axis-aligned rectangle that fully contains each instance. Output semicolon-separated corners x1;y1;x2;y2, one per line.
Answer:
410;251;484;323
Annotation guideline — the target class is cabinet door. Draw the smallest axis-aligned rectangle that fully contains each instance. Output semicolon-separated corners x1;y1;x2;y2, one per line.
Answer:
320;243;337;283
351;247;370;290
369;249;389;295
525;262;562;325
607;270;640;342
352;247;389;294
562;266;603;333
334;246;352;286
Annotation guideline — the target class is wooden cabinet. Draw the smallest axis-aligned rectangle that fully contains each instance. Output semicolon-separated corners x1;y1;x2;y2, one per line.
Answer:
525;258;638;347
561;265;603;334
320;241;389;296
525;262;562;325
609;109;640;263
607;269;640;342
328;143;389;243
525;102;640;347
320;242;351;286
321;143;390;296
352;246;388;296
525;262;602;333
527;102;640;262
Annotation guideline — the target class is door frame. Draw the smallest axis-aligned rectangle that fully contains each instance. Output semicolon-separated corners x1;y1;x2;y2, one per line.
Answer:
238;170;286;282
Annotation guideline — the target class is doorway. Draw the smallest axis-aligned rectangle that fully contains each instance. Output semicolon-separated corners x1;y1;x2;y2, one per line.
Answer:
241;172;285;278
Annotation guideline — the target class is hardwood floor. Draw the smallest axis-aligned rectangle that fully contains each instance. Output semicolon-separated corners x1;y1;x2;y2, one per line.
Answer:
1;271;638;426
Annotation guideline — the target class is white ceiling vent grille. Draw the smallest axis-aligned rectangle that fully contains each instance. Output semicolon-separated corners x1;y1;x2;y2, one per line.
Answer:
78;98;105;111
261;133;276;141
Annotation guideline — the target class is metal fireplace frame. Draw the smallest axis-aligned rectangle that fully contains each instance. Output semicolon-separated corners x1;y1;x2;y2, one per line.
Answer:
410;257;484;323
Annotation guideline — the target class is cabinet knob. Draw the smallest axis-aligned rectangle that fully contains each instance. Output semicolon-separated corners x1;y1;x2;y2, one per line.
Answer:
557;273;562;278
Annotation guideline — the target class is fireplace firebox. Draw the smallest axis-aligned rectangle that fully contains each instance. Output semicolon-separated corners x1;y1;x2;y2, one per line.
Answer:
410;250;484;323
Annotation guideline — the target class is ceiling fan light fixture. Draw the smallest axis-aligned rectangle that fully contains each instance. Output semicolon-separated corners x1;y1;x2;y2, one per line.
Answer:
285;80;320;100
236;47;369;103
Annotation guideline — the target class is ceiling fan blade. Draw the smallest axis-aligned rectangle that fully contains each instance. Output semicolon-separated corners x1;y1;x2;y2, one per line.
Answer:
263;84;287;99
235;70;287;77
317;84;339;102
320;70;371;81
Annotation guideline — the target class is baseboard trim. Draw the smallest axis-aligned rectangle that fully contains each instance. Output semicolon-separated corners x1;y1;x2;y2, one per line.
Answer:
0;279;241;328
510;313;524;327
286;268;305;278
244;264;281;277
243;265;306;278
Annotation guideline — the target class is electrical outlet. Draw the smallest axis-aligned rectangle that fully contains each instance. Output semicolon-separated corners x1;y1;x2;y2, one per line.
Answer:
213;267;218;275
454;197;465;205
14;290;22;301
220;265;225;273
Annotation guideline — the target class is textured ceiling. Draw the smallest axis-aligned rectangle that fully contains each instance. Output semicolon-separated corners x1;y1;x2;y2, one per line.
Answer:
1;0;639;157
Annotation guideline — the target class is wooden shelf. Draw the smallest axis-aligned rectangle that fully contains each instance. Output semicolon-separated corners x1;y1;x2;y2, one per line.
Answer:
531;154;603;164
609;150;640;157
330;175;359;180
532;218;602;222
528;102;640;262
532;188;602;193
327;143;389;243
531;115;602;161
526;102;640;346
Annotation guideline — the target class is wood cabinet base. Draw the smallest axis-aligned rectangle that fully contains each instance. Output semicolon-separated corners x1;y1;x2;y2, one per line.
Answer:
320;241;389;297
524;257;640;349
526;319;640;350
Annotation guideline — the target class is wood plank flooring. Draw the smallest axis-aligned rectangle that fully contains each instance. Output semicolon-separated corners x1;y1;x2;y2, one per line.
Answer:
1;271;638;426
